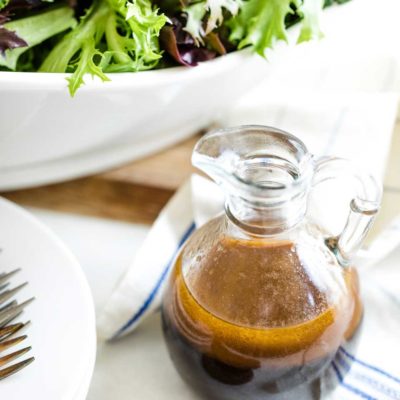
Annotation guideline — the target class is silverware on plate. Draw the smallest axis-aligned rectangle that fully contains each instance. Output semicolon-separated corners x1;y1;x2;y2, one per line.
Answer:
0;269;34;380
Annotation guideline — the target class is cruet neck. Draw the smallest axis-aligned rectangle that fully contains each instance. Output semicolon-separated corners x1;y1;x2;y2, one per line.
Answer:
225;193;308;236
192;125;313;236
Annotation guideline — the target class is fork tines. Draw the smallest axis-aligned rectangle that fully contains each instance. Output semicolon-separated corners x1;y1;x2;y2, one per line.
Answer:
0;270;21;287
0;282;28;308
0;358;35;381
0;299;34;328
0;322;27;342
0;269;34;380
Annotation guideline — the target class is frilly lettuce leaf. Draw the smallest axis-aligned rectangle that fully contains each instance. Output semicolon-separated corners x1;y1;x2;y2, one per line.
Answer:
39;0;168;95
183;0;241;43
228;0;295;55
183;0;341;58
39;1;110;95
109;0;168;68
205;0;241;33
183;2;206;44
228;0;328;56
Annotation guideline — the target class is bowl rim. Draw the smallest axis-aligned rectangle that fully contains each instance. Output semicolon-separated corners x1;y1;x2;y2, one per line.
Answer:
0;47;255;89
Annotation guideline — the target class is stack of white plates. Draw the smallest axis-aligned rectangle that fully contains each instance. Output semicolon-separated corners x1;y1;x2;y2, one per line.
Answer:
0;197;96;399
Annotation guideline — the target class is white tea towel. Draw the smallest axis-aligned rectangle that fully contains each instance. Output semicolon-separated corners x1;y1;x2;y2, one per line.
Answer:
97;180;196;338
325;275;400;400
99;172;400;399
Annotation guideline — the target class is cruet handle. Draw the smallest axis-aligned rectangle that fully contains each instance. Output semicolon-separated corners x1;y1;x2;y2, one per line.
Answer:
312;157;382;266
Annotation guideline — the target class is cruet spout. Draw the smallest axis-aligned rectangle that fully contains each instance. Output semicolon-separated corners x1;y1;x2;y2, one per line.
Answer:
192;125;313;204
192;125;315;235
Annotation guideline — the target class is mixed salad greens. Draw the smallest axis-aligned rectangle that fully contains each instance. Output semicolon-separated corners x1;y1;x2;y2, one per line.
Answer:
0;0;348;95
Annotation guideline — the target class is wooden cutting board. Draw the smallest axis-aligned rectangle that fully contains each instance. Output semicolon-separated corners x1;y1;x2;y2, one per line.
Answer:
1;134;202;225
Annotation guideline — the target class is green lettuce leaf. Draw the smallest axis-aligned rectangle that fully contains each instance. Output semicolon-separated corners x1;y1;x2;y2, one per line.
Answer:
298;0;324;43
229;0;295;55
228;0;332;56
40;0;168;95
105;0;168;70
39;1;110;95
183;2;206;44
0;0;9;10
0;6;76;70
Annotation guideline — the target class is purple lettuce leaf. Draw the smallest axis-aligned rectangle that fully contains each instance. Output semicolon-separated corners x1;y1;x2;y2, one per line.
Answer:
160;16;217;66
3;0;43;12
0;12;27;54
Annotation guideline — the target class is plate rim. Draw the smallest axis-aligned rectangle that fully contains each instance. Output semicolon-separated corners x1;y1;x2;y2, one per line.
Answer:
0;196;97;399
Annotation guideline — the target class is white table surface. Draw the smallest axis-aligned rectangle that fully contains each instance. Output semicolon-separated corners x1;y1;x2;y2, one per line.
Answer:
27;206;400;400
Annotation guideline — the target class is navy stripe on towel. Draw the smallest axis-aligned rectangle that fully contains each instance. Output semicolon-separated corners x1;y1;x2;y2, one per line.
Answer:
113;222;196;339
340;347;400;385
337;350;400;399
332;361;377;400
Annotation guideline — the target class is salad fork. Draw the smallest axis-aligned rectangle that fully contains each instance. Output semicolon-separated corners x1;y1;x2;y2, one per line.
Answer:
0;269;35;380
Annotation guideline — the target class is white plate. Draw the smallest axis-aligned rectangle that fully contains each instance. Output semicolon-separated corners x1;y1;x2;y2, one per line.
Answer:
0;197;96;399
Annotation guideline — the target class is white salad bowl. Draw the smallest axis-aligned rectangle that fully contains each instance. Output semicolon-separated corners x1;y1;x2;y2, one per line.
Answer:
0;48;266;190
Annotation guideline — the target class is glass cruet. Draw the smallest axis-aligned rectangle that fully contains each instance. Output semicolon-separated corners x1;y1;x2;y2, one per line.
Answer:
161;125;382;400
